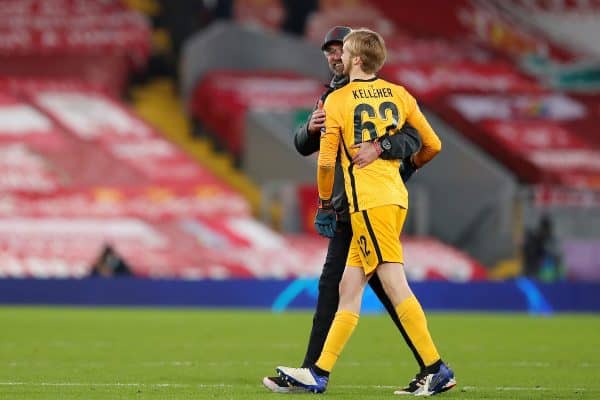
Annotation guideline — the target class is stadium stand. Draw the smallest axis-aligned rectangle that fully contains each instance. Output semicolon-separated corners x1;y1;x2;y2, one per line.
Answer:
3;0;599;284
363;0;600;274
493;0;600;59
0;0;151;96
0;78;333;279
0;2;486;281
181;0;600;275
179;1;520;266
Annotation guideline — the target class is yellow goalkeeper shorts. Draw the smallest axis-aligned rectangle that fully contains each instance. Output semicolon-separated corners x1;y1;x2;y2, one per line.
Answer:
346;204;407;275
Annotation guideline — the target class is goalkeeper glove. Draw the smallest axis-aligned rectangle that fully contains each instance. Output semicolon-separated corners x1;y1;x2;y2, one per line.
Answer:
314;198;336;238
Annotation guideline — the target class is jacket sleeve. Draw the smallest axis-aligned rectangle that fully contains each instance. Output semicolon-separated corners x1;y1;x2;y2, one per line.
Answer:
293;121;320;156
379;122;422;160
294;89;332;156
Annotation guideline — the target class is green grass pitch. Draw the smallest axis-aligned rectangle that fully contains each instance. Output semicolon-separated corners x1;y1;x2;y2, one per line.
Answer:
1;307;598;399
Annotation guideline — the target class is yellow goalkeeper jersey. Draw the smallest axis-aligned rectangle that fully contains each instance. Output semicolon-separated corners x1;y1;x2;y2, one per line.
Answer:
318;77;441;213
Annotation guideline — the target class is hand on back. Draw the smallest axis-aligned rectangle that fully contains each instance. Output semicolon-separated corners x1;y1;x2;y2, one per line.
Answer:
351;142;380;168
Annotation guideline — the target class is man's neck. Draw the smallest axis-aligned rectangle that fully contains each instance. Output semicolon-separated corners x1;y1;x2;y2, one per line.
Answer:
350;70;376;81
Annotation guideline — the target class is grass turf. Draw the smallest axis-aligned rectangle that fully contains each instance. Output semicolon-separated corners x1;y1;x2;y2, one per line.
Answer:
0;307;598;399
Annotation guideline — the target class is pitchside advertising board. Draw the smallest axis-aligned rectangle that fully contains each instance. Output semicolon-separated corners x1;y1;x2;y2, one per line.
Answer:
1;277;599;312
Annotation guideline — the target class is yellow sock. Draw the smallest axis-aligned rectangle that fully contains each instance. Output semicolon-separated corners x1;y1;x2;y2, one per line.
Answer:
315;310;359;372
395;295;440;367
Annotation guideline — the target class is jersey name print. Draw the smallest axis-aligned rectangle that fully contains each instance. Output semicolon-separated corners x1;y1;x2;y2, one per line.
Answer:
323;78;408;212
351;87;393;100
318;77;441;214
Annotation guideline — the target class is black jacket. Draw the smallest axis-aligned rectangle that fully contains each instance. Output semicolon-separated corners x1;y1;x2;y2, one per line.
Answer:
294;75;422;222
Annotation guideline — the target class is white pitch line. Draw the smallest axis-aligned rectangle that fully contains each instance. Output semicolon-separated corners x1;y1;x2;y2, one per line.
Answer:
497;387;548;391
462;386;589;392
0;382;593;392
0;382;397;390
141;361;195;367
0;382;230;388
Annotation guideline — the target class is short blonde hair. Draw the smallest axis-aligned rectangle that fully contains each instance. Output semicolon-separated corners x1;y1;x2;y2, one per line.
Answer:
343;28;386;74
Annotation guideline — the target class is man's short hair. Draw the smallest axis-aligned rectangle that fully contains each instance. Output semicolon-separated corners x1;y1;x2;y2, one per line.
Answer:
343;28;386;74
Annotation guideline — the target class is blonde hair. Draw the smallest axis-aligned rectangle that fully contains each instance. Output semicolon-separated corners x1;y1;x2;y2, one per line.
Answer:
343;28;386;74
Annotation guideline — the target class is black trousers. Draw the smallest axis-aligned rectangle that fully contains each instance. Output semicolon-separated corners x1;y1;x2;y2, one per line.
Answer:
301;220;425;370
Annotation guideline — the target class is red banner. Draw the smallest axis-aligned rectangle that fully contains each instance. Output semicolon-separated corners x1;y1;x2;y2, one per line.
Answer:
381;62;542;101
297;184;319;235
482;120;600;188
0;0;151;67
0;0;125;15
447;92;587;122
434;90;600;188
385;37;493;65
534;185;600;207
370;0;574;61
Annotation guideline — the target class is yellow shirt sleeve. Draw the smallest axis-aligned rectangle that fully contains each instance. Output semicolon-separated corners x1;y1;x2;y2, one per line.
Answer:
404;90;442;167
317;98;341;200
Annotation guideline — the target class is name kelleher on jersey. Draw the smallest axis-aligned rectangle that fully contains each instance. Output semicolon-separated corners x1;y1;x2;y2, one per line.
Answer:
352;87;393;100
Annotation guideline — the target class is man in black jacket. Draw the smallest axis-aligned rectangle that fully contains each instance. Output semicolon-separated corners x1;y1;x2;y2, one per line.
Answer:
263;26;424;393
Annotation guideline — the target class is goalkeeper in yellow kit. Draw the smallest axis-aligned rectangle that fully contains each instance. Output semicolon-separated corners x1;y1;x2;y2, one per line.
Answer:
276;29;456;396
